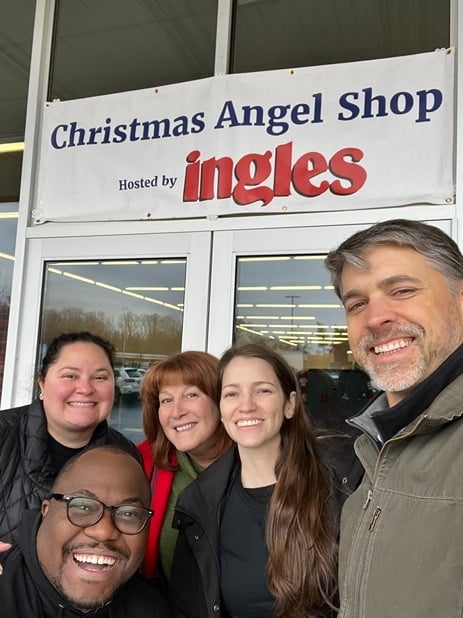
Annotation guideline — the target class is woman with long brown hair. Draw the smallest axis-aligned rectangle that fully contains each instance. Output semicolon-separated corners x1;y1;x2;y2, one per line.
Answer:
170;342;338;617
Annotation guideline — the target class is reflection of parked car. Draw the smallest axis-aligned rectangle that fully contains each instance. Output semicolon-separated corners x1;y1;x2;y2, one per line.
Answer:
114;367;142;401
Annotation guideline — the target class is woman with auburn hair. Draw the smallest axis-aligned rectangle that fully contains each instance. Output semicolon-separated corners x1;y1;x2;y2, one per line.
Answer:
170;342;339;618
137;351;232;580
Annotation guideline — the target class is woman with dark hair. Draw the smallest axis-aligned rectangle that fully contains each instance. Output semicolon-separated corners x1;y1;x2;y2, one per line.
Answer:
0;331;139;546
170;342;339;618
137;351;232;580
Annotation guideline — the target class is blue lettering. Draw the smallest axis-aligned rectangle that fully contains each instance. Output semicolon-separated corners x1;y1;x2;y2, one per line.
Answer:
416;88;442;122
51;124;68;149
338;92;360;121
214;100;241;129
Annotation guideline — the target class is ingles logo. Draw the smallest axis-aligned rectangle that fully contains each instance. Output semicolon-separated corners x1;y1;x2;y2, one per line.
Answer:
182;142;367;207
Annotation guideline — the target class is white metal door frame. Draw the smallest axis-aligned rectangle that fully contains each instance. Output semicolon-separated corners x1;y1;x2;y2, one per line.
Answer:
2;230;212;407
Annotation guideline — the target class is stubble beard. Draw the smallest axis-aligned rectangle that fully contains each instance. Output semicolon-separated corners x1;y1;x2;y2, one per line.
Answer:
353;317;459;395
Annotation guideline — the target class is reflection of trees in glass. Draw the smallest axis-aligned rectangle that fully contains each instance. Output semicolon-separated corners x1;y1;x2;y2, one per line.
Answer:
42;308;182;356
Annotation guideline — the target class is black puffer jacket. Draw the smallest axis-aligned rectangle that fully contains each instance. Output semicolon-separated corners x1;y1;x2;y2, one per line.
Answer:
0;509;173;617
0;399;140;544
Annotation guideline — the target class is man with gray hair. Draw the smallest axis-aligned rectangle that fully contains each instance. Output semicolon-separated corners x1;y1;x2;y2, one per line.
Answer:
325;218;463;618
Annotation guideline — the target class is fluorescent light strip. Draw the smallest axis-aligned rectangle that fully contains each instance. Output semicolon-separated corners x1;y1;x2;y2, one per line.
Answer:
298;304;341;309
95;282;122;292
270;285;322;291
101;260;139;265
126;286;169;291
47;266;183;313
239;256;291;262
62;272;95;284
53;261;100;266
237;286;268;291
255;304;299;308
279;316;316;321
0;141;24;154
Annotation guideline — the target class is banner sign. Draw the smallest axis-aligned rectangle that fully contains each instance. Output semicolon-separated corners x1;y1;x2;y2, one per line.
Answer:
34;49;454;223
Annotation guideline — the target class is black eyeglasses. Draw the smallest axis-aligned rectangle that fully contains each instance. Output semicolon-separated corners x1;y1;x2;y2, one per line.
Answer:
50;494;153;535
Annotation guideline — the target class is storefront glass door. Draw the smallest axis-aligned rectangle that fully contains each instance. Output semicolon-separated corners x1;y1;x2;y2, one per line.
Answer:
6;230;211;443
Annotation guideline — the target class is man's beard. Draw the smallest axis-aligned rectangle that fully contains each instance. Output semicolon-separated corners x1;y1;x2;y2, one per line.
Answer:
352;318;458;394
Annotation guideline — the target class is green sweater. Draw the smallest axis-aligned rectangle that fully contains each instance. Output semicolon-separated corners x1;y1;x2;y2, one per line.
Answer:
159;450;203;578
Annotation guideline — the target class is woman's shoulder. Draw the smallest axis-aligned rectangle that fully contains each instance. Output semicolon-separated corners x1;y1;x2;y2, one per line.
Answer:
0;401;36;430
137;438;153;465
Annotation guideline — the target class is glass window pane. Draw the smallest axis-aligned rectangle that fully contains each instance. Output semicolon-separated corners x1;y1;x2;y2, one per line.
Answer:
0;203;18;399
50;0;218;100
232;0;450;73
233;254;376;431
39;258;187;441
0;0;34;201
0;152;22;202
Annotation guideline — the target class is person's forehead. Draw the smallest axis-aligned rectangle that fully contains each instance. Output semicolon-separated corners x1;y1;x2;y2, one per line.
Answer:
345;244;433;274
55;451;146;499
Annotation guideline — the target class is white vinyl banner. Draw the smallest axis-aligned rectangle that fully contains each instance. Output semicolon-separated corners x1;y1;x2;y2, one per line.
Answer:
35;49;454;224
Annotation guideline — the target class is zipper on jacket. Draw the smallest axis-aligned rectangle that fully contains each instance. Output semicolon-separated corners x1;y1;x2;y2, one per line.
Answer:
362;489;373;510
368;507;381;531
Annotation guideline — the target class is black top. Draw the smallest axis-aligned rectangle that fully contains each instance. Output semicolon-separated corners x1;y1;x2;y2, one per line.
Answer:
47;433;84;472
220;473;275;617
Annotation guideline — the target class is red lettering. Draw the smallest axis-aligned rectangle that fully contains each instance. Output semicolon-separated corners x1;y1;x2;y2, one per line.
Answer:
182;144;366;207
199;156;233;200
329;147;367;195
183;150;201;201
292;151;329;197
233;151;273;206
273;142;292;197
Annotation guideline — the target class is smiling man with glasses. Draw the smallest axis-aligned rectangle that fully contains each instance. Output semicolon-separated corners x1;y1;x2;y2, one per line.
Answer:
0;445;172;618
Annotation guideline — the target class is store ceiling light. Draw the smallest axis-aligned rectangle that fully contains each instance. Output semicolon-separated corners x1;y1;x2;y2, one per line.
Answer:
0;142;24;154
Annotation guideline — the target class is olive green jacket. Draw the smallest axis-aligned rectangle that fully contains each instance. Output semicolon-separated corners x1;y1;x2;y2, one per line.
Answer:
338;374;463;617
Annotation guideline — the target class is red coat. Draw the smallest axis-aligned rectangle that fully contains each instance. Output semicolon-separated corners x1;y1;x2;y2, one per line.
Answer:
137;439;176;578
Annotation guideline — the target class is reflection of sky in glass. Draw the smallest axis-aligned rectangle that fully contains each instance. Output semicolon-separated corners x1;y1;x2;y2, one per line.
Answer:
0;203;18;302
234;255;346;350
42;260;187;320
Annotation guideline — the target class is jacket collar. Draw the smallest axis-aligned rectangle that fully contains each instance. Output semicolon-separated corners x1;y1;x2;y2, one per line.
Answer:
174;446;238;521
348;344;463;445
